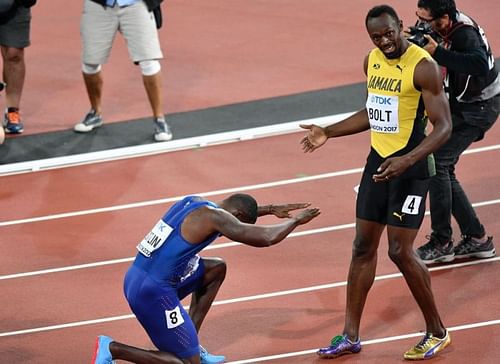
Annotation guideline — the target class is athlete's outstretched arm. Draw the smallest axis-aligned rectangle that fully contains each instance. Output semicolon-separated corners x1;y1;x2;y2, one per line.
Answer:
209;207;320;247
300;55;371;153
257;203;311;218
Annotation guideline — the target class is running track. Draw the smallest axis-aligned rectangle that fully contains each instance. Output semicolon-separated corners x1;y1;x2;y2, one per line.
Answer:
1;123;499;363
1;0;499;362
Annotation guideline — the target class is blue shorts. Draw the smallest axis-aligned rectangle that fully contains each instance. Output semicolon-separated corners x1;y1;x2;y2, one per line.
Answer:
123;261;205;359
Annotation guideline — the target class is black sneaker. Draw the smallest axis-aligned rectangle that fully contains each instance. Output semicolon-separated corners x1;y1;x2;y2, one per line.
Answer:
416;236;455;264
74;110;103;132
454;236;495;259
154;117;172;142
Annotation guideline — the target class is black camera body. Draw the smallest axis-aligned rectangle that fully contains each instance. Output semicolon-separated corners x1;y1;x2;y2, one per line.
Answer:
407;22;439;47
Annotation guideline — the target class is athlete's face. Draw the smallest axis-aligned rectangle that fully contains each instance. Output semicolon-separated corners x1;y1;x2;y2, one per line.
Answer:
366;14;404;59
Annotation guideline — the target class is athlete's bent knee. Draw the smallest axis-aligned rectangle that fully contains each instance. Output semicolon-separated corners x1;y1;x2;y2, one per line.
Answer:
139;60;161;76
82;63;101;75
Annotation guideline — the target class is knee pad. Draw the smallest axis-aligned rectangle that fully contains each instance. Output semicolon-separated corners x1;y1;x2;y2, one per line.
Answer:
139;60;161;76
82;63;101;75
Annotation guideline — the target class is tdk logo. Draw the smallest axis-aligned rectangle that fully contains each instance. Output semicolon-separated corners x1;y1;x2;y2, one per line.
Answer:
370;95;392;105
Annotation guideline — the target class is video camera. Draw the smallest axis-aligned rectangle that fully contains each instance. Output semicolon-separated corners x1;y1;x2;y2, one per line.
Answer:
407;22;440;47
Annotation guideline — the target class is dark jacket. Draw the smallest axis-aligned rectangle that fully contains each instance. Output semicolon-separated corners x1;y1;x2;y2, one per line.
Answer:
433;11;500;113
89;0;162;12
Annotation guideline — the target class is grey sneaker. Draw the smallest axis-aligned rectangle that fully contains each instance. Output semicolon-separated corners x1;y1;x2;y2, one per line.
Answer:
454;235;495;259
154;117;172;142
416;236;455;264
74;110;103;132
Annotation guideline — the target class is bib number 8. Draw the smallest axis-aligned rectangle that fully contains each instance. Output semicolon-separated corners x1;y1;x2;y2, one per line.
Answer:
165;306;185;329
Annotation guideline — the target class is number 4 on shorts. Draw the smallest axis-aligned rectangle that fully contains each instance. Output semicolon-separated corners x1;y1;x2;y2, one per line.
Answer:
165;306;185;329
402;195;422;215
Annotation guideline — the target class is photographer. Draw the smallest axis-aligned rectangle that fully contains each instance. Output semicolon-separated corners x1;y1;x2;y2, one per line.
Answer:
0;0;36;137
414;0;499;264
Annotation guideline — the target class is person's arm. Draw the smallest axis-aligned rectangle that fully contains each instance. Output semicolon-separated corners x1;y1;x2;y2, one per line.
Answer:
373;58;451;181
208;207;320;248
257;203;311;218
424;27;489;75
300;55;371;153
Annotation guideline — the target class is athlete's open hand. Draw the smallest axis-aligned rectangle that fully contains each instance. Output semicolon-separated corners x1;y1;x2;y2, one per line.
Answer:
300;124;328;152
271;203;311;218
294;208;321;224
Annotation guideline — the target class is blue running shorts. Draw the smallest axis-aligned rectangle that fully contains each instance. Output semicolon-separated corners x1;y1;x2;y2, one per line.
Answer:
123;261;205;359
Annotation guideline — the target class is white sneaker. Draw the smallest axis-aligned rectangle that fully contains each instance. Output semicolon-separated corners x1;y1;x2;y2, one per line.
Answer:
74;110;103;132
154;117;173;142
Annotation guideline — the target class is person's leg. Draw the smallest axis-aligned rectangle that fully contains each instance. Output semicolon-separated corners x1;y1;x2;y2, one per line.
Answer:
175;257;226;363
343;219;385;340
108;340;196;364
387;225;445;335
431;122;485;238
142;70;164;118
188;257;227;331
317;218;384;359
76;0;117;132
418;122;481;263
118;266;202;364
386;177;450;360
0;120;4;144
0;5;30;134
120;2;172;141
387;225;451;360
2;46;25;110
428;141;459;243
83;71;103;114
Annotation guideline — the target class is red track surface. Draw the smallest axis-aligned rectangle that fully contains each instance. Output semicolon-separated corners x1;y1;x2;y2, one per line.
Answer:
1;1;500;363
9;0;499;135
1;126;499;363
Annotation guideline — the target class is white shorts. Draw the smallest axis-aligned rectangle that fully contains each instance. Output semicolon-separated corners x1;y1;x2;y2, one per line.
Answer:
80;0;163;64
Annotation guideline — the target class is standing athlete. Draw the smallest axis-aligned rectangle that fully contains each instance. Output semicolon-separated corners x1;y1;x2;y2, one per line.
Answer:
301;5;452;361
92;194;320;364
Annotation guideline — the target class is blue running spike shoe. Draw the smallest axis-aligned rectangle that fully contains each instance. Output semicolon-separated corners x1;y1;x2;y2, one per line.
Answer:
317;334;361;359
91;335;115;364
200;345;225;364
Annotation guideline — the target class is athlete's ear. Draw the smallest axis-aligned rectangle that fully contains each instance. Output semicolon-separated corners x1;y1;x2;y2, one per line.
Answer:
399;20;403;31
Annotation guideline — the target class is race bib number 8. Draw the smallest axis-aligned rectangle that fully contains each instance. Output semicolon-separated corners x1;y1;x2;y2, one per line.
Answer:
366;93;399;133
165;306;185;329
136;219;173;257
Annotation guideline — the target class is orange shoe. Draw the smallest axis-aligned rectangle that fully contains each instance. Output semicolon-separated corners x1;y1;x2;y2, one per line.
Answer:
4;108;24;134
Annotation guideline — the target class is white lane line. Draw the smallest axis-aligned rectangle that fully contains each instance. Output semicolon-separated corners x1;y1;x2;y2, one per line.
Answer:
2;198;499;281
0;223;357;280
0;168;364;227
226;319;500;363
0;257;498;338
1;143;498;227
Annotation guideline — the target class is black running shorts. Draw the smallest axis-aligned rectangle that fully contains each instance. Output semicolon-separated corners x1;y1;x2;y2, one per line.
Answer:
356;168;430;229
0;7;31;48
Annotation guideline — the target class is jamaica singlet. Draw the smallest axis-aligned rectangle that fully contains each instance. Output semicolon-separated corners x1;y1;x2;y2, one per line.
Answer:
365;43;435;179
